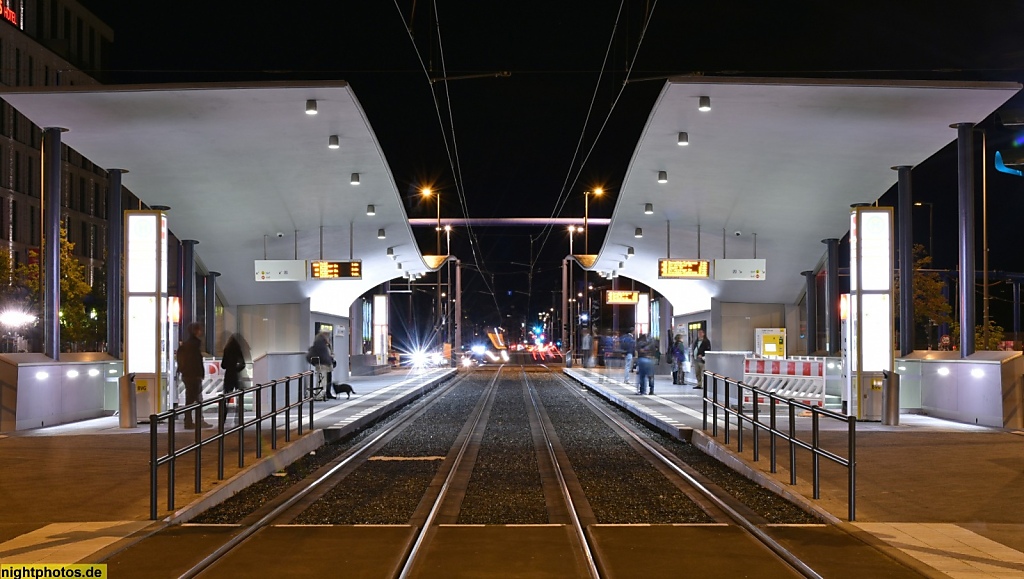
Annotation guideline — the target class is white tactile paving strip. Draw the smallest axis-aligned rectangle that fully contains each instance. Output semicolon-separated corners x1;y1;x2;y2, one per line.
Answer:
0;521;151;563
855;523;1024;578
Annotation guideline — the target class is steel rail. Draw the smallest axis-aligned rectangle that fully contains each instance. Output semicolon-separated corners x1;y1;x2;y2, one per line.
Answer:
178;370;465;579
522;368;601;579
550;368;823;579
396;366;506;579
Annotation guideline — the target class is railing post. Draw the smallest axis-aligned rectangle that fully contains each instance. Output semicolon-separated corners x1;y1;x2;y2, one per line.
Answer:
724;380;731;445
788;403;797;485
712;375;719;437
812;410;820;499
195;402;203;494
849;417;857;521
701;372;708;430
256;385;263;459
271;380;278;450
285;377;292;443
769;398;777;473
218;397;226;481
309;373;315;431
150;416;158;520
297;377;304;437
737;382;744;452
238;389;245;468
168;405;177;511
752;391;760;462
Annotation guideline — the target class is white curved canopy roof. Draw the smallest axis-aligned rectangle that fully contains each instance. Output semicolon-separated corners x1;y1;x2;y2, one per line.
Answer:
595;77;1020;315
1;82;426;315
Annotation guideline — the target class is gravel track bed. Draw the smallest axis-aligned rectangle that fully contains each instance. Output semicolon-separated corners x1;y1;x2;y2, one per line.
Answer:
457;377;547;524
533;373;713;524
294;376;489;524
582;383;821;524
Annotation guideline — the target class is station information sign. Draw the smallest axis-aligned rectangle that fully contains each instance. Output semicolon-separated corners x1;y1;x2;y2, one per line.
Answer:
311;260;362;279
658;259;710;279
605;290;640;304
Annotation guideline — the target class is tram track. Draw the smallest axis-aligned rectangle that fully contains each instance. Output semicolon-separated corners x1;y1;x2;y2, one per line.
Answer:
100;364;926;578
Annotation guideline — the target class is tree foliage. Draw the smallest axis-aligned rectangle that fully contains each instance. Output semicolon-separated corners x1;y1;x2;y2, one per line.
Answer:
951;320;1006;352
15;227;97;348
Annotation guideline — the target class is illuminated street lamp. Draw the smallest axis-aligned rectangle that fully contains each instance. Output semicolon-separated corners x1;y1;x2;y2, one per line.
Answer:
421;187;441;254
0;309;37;353
567;225;579;255
584;188;603;255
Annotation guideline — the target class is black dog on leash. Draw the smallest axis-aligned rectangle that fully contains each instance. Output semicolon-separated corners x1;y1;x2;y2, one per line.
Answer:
331;383;355;399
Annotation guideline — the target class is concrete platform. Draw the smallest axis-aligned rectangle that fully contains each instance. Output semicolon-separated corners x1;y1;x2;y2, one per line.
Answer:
564;365;1024;579
0;367;455;565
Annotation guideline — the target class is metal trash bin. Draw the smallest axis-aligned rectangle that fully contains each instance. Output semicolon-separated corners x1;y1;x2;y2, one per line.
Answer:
882;370;900;426
118;373;137;428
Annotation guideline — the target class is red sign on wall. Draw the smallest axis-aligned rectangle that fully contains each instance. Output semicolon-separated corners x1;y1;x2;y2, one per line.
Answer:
1;1;18;27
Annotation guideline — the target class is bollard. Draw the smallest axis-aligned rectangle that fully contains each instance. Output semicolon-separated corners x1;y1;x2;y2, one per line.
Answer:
882;370;900;426
118;373;137;428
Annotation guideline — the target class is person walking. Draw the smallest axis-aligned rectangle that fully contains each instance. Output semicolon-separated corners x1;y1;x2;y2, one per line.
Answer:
691;328;712;389
219;333;247;425
670;334;687;385
621;330;636;383
635;333;656;395
176;322;210;429
307;331;337;399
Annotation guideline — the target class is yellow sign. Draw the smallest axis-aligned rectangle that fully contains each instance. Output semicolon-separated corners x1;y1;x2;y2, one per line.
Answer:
310;260;362;279
136;379;148;393
605;290;640;304
659;259;710;279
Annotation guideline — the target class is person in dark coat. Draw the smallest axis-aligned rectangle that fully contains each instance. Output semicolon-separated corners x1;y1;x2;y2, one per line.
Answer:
176;322;210;428
691;329;712;389
307;331;337;399
219;333;247;425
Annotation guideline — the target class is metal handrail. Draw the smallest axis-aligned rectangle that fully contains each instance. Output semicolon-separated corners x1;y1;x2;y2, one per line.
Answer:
149;370;316;520
701;371;856;521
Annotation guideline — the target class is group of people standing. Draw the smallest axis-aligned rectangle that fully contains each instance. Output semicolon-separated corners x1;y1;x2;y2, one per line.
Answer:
619;328;712;395
175;323;248;429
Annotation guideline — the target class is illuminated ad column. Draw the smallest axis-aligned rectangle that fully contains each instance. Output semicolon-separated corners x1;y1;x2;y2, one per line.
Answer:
849;206;894;420
124;210;169;419
373;294;388;366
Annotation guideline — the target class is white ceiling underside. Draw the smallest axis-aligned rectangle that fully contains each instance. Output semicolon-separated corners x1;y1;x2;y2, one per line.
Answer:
1;82;428;315
597;77;1020;315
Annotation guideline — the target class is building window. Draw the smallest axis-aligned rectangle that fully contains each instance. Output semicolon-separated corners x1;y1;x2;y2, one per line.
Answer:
27;56;32;86
62;8;69;40
92;183;99;216
29;206;36;246
49;0;57;39
80;222;87;257
14;48;20;85
89;28;95;68
90;223;97;257
78;177;85;210
75;18;82;59
10;199;17;242
44;65;49;86
13;151;20;192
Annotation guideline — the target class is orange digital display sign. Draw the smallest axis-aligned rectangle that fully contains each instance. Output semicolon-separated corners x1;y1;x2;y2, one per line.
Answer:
658;259;710;279
310;260;362;279
605;290;640;304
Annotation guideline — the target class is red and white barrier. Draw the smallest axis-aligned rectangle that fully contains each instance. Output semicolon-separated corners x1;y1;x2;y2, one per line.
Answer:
742;356;825;407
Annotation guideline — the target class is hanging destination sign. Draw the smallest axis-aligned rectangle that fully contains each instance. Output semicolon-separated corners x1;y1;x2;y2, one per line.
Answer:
310;260;362;279
605;290;640;304
658;259;710;279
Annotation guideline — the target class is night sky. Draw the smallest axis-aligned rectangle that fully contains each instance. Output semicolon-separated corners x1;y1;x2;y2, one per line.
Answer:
79;1;1024;331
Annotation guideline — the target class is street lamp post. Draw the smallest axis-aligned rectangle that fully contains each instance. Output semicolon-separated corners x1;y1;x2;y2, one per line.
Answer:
583;188;603;255
422;187;441;255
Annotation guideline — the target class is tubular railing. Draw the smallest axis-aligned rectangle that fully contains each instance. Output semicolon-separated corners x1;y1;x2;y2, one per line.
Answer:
701;371;856;521
149;371;316;520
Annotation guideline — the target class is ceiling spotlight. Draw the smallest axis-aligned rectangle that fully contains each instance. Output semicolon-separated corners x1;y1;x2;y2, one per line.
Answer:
612;270;618;278
351;173;360;185
377;228;386;239
677;131;689;146
387;247;395;259
644;203;654;215
328;135;340;149
627;247;634;258
366;204;375;216
305;99;318;115
397;262;402;270
618;261;624;269
698;96;711;111
657;171;668;184
634;228;643;238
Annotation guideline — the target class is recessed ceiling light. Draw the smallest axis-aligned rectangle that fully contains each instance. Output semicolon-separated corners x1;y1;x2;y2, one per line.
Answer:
698;96;711;112
657;171;668;184
634;228;643;238
305;99;317;115
366;205;375;216
350;173;360;185
677;131;689;146
644;203;654;215
328;135;340;149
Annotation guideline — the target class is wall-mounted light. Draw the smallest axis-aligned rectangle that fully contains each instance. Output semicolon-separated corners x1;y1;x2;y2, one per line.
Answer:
657;171;668;184
66;370;79;378
350;173;360;185
644;203;654;215
328;135;340;149
634;228;643;238
305;99;318;115
366;204;375;216
937;367;950;376
377;228;386;239
698;96;711;112
677;131;689;146
627;247;634;258
971;368;985;378
35;371;48;380
88;369;100;377
387;247;395;259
